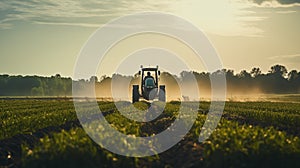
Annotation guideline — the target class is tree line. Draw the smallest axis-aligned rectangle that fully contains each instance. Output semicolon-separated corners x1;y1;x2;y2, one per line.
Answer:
0;64;299;97
0;74;72;96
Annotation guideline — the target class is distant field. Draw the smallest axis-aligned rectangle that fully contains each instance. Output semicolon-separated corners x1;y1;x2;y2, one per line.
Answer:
226;94;300;103
1;94;300;102
1;98;300;167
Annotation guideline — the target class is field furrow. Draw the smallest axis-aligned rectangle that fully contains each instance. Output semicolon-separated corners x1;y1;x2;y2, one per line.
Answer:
1;99;300;167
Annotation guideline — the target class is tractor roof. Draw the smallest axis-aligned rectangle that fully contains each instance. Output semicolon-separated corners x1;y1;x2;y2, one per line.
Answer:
141;68;158;71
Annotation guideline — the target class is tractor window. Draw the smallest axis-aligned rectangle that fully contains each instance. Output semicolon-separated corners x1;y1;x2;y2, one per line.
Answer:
145;78;155;87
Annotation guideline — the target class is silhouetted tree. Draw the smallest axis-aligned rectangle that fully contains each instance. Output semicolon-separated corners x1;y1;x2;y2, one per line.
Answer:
89;76;98;83
250;67;261;78
1;64;300;96
238;70;251;79
265;65;289;93
269;64;288;77
288;70;298;81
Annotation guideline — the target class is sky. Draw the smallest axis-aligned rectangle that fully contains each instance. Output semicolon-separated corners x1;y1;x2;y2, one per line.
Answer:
0;0;299;77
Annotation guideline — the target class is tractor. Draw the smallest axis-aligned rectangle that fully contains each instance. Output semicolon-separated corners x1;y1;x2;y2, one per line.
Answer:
132;65;166;103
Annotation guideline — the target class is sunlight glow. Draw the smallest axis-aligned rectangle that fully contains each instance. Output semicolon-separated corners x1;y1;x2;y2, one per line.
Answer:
169;0;263;36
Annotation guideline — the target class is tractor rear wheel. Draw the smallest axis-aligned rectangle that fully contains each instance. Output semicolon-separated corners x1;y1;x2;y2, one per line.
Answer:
159;85;166;102
132;85;140;103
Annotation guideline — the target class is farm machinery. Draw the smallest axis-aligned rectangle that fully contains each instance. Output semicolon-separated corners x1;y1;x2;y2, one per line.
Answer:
132;65;166;103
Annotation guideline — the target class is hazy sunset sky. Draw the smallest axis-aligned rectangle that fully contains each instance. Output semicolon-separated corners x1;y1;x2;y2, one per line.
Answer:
0;0;299;77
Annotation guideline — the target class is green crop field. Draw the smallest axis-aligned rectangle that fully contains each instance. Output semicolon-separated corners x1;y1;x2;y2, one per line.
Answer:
1;99;300;168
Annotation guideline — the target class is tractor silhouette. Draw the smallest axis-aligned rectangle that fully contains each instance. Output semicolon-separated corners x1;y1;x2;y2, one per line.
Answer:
132;65;166;103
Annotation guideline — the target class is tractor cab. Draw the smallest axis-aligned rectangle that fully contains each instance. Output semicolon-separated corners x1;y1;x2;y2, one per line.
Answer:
139;66;160;98
132;65;165;103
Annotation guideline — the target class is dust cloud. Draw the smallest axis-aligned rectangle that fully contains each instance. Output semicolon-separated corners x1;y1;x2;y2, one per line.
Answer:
91;72;263;102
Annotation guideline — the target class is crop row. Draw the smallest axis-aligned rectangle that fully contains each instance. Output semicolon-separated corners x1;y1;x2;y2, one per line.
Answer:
0;100;117;140
20;101;300;167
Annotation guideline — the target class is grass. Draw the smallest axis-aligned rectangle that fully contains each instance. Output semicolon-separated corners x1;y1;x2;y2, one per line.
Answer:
0;99;300;167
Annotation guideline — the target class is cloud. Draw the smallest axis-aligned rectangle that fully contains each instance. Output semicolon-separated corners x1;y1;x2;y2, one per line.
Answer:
276;10;297;13
250;0;300;7
277;0;300;4
253;0;300;4
0;23;11;29
269;53;300;62
0;0;132;29
0;0;297;37
0;0;180;29
34;21;101;28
